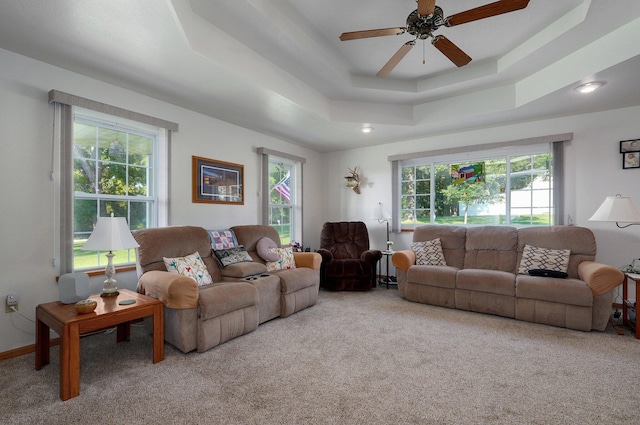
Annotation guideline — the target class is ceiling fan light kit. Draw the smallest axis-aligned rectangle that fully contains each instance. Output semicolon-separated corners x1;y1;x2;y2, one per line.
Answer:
340;0;530;77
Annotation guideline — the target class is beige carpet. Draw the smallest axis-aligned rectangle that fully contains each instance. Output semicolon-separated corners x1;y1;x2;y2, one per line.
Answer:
1;287;639;425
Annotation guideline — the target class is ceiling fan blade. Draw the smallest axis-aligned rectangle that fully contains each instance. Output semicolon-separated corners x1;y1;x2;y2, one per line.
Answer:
446;0;530;27
432;35;471;67
377;41;416;78
417;0;436;16
339;27;405;41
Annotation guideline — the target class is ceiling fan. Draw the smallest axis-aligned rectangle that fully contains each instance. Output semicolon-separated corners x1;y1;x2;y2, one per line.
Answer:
339;0;530;77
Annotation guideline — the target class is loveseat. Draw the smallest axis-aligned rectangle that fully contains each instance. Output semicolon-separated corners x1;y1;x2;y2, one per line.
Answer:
391;225;624;331
134;225;321;353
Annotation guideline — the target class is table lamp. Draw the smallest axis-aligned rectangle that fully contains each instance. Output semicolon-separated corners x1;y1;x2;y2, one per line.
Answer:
81;213;139;297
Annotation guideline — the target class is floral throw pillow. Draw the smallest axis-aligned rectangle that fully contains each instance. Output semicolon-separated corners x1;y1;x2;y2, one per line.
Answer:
213;245;254;267
163;251;213;286
266;247;297;271
518;244;570;275
412;238;447;266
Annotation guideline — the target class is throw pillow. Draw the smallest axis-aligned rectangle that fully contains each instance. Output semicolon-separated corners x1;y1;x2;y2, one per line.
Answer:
256;237;280;262
411;238;447;266
265;247;297;271
208;229;238;250
518;244;570;275
163;251;213;286
213;245;253;267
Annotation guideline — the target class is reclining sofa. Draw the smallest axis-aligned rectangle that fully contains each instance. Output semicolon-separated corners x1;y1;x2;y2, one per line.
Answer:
133;225;321;353
392;225;624;331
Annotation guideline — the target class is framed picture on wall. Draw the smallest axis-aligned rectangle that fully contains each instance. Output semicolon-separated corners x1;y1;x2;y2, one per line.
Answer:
620;139;640;153
192;156;244;204
623;152;640;169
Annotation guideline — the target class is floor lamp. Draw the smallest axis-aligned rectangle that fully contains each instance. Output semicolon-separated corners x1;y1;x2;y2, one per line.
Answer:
371;202;394;286
588;195;640;228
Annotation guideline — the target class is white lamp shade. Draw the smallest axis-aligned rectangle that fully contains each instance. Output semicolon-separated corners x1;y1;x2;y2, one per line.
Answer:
371;202;392;221
589;196;640;223
81;216;140;251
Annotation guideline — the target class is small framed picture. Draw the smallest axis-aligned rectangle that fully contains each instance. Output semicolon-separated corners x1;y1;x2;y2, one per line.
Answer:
623;152;640;169
620;139;640;153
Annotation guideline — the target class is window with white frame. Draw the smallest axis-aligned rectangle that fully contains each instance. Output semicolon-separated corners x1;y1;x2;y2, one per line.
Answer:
49;90;176;275
258;148;305;246
399;144;555;228
72;111;160;270
267;159;296;244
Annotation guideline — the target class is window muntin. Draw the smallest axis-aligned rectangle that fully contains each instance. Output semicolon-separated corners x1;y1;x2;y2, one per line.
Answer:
400;148;553;227
73;114;158;270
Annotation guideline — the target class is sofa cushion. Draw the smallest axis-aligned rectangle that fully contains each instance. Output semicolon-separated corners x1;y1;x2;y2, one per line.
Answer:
214;246;254;267
273;268;318;294
198;282;259;321
407;265;458;289
219;261;268;278
517;226;596;278
464;226;518;272
412;238;446;266
266;247;297;271
231;225;282;253
163;251;214;286
257;237;279;261
413;225;466;268
516;275;592;307
517;244;570;275
133;226;222;282
456;269;516;296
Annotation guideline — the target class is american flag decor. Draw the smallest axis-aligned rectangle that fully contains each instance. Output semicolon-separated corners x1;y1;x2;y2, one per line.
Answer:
274;173;291;202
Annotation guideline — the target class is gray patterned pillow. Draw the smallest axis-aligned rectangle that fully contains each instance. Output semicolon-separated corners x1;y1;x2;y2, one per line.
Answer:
213;245;253;267
518;244;570;275
412;238;446;266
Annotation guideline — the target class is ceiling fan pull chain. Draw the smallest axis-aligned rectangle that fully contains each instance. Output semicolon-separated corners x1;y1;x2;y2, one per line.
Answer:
423;39;426;64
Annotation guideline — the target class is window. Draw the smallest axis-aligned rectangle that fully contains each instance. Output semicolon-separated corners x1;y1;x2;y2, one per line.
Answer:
73;111;160;269
267;159;295;244
258;148;305;246
50;90;176;275
400;145;554;227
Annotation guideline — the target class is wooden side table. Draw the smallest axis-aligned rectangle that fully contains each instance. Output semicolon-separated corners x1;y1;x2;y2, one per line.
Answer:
35;289;164;400
623;273;639;340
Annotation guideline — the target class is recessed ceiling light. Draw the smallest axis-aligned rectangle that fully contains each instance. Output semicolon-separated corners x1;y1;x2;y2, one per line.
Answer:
574;81;604;94
361;126;374;134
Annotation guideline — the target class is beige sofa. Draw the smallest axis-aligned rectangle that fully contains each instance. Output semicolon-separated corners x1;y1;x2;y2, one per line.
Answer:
392;225;624;331
134;225;321;353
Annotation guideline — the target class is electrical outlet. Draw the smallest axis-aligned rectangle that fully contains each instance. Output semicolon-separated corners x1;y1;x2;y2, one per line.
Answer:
5;294;18;313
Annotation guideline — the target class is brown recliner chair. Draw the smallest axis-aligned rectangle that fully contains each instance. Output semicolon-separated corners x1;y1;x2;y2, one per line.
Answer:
318;221;382;291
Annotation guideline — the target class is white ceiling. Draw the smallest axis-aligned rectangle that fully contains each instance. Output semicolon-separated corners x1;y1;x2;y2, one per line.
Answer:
1;0;639;152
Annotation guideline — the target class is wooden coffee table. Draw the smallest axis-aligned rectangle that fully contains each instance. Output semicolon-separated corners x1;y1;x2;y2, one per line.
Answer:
35;289;164;400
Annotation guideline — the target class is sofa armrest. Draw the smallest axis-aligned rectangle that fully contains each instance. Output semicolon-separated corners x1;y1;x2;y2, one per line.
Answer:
293;252;322;270
392;250;416;272
317;249;333;264
138;270;199;309
578;261;625;296
361;249;382;264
